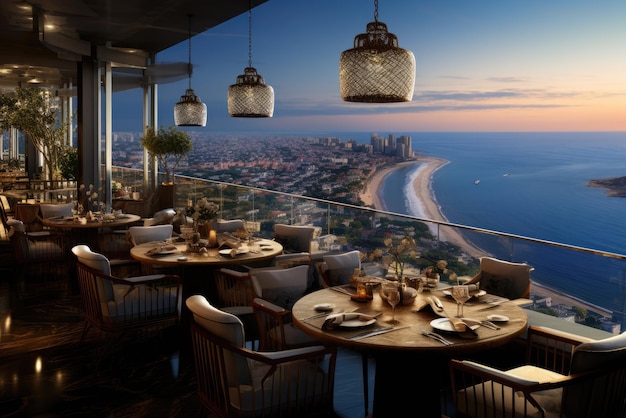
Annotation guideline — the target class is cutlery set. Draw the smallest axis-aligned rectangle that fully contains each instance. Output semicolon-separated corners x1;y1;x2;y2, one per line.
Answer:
419;327;453;345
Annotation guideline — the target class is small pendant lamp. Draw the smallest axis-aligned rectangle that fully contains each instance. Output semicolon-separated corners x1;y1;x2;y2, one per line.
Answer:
228;1;274;118
339;0;415;103
174;15;207;127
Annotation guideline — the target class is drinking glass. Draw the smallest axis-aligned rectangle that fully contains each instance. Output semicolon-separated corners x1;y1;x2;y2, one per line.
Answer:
451;285;471;317
386;289;401;325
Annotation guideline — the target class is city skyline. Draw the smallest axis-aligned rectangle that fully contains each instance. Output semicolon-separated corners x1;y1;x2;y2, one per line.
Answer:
112;0;626;134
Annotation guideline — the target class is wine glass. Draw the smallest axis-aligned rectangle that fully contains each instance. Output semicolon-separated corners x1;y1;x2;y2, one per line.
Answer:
386;289;401;324
451;285;471;317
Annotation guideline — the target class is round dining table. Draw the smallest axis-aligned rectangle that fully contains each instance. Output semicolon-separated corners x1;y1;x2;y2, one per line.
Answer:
292;285;528;418
41;213;142;251
129;237;283;268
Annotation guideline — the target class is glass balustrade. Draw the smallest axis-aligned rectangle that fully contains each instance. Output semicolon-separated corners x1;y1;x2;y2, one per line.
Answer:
109;166;626;337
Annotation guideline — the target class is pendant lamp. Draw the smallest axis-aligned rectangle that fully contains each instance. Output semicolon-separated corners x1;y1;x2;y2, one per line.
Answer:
339;0;415;103
228;1;274;118
174;15;207;126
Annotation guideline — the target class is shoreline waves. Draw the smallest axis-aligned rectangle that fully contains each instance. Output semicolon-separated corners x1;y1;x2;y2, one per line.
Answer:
359;158;610;318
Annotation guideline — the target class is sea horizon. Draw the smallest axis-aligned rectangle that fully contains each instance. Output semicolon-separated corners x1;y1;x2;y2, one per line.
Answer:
353;131;626;315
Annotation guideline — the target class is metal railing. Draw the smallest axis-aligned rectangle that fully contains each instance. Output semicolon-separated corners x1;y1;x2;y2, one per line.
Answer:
112;166;626;335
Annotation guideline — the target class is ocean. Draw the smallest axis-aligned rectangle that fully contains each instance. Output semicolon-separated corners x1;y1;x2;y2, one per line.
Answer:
346;131;626;315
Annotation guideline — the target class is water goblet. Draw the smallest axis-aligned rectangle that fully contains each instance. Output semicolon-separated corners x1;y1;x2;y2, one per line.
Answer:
451;285;471;317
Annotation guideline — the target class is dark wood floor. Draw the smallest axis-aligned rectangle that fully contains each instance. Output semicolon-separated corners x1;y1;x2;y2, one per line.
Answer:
0;241;383;418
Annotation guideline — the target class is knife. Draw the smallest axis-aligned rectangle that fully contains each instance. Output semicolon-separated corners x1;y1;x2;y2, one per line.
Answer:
349;326;409;340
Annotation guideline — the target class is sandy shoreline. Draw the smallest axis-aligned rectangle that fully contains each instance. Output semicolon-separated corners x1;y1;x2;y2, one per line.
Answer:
360;157;484;258
359;159;610;317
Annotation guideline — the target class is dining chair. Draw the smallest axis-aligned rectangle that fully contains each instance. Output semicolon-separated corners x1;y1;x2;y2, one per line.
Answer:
142;208;176;226
212;267;258;348
38;202;75;219
6;219;67;280
248;265;319;351
465;256;534;300
126;224;175;274
186;294;336;418
210;219;244;232
71;244;181;346
273;223;315;254
127;224;173;246
0;194;14;218
449;325;626;418
319;250;362;287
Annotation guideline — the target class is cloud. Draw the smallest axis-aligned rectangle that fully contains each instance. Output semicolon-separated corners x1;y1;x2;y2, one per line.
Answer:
486;76;528;83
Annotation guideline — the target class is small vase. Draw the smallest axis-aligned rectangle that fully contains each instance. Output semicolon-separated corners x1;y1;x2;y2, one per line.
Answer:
195;220;211;239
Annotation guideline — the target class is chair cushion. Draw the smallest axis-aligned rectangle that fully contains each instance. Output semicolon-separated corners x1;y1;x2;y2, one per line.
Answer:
252;265;309;310
186;295;246;346
128;224;173;246
323;250;361;286
273;224;314;253
456;364;564;418
39;202;74;218
479;271;514;299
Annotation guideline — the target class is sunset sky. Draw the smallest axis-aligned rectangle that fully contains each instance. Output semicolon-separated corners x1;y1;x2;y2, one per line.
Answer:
113;0;626;133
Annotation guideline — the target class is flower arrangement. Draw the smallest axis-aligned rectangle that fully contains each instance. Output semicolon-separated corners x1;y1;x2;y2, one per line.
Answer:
78;183;103;214
372;231;419;279
111;181;123;192
423;259;458;283
186;197;219;222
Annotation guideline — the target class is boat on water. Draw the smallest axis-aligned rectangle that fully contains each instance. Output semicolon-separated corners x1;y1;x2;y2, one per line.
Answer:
474;179;480;185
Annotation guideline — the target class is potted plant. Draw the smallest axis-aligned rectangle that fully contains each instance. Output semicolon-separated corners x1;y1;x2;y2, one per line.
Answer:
140;126;193;185
1;86;69;181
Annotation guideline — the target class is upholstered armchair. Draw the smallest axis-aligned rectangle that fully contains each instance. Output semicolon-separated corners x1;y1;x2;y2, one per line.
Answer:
126;224;173;246
273;224;315;254
449;325;626;418
186;295;336;418
213;268;258;347
465;256;534;300
142;208;176;226
211;219;245;232
249;265;318;351
7;219;67;279
71;244;181;343
318;250;362;287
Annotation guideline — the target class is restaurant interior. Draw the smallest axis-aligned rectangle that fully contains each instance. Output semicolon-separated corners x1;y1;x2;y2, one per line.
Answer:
2;1;626;417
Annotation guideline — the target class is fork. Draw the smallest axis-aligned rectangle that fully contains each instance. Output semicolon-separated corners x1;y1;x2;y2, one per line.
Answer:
419;327;453;345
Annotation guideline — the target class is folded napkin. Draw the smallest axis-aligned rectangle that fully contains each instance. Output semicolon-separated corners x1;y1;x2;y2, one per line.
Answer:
447;317;479;338
322;313;376;330
145;244;177;256
217;235;241;249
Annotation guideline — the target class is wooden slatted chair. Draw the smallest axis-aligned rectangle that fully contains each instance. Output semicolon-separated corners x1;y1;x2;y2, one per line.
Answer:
450;325;626;418
186;294;336;418
71;244;181;346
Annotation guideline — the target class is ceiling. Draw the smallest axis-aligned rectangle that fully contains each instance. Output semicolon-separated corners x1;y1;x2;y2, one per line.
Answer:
0;0;269;93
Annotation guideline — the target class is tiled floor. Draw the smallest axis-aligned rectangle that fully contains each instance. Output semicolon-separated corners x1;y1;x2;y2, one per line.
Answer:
0;249;382;418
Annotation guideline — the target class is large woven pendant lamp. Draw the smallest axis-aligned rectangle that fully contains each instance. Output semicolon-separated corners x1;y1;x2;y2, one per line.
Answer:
227;1;274;118
339;0;415;103
174;15;207;126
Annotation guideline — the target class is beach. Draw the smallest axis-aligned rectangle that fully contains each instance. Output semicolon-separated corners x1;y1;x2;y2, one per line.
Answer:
360;157;485;259
359;158;610;317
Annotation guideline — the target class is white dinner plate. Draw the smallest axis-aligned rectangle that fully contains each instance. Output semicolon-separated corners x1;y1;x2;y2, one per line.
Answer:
339;318;376;328
442;289;486;298
219;249;249;256
153;248;176;255
487;314;509;322
430;317;480;333
314;303;335;312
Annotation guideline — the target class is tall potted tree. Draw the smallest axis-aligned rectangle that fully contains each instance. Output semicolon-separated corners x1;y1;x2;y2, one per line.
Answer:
1;86;70;182
140;126;193;209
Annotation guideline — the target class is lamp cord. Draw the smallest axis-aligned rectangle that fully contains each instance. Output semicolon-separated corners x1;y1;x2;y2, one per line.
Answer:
374;0;378;22
248;0;253;68
187;14;192;89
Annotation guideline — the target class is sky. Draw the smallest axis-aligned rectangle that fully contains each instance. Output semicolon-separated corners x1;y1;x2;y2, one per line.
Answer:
112;0;626;134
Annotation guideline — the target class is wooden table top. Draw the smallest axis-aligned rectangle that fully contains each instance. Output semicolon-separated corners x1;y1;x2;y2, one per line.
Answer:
292;285;528;354
41;214;141;229
130;238;283;267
